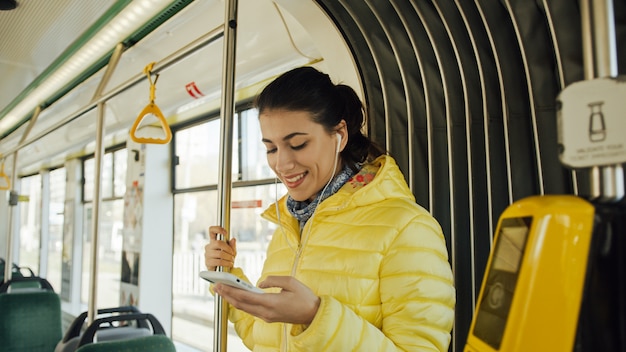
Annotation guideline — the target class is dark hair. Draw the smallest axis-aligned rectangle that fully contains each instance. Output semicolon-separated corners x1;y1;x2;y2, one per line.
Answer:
254;66;385;170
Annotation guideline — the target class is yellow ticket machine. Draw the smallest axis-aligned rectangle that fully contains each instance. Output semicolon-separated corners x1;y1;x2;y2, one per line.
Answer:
465;195;626;351
465;195;596;352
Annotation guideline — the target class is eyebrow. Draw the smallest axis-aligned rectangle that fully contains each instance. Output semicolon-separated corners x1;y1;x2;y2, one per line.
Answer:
261;132;308;144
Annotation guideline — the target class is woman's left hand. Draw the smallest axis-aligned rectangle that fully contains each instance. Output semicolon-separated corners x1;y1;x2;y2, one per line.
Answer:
213;275;320;325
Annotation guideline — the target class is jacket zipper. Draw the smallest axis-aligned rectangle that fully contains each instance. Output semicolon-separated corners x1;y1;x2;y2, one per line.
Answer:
283;225;307;351
280;204;341;350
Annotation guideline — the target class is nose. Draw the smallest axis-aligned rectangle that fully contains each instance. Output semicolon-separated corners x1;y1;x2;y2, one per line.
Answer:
273;147;295;174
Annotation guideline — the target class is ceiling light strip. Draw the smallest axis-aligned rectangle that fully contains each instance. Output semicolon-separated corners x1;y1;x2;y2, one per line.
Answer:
0;0;183;139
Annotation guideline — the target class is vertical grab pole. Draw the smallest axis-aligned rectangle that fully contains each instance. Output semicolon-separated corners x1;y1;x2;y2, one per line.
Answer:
580;0;623;202
4;152;18;283
87;101;106;325
214;0;238;351
86;43;123;324
4;105;41;283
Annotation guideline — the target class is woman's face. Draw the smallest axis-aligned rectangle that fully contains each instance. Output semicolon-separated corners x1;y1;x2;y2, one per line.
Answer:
260;109;344;202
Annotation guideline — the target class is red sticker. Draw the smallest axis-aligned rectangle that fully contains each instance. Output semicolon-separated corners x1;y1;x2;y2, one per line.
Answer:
185;82;204;98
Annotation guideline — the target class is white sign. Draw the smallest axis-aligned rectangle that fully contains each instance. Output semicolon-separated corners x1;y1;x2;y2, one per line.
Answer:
557;77;626;168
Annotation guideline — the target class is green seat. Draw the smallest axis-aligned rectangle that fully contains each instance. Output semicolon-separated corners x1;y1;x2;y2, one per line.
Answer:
74;335;176;352
73;312;174;352
55;306;145;352
0;275;55;293
0;290;63;352
0;259;23;282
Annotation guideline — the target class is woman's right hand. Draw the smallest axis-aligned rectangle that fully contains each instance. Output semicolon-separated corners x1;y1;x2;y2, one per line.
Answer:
204;226;237;271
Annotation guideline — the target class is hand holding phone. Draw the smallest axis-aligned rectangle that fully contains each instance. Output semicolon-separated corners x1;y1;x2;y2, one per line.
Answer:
199;271;264;294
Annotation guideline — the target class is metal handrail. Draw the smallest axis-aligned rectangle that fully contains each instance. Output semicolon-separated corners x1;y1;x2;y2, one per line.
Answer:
0;26;224;160
214;0;238;350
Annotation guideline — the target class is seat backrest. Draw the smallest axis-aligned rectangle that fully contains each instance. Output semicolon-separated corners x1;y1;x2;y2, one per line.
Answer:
74;334;176;352
0;275;55;293
0;290;63;352
74;312;169;351
0;259;24;282
55;305;145;352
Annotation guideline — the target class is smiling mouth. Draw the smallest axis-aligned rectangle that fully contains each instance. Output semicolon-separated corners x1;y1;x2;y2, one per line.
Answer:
283;171;308;185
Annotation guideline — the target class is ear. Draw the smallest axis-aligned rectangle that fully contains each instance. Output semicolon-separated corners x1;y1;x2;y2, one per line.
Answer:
334;119;347;153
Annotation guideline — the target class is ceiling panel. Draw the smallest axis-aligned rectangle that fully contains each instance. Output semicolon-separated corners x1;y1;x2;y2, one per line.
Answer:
0;0;117;113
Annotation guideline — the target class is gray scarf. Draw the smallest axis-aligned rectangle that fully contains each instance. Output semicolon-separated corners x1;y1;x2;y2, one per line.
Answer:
286;164;356;231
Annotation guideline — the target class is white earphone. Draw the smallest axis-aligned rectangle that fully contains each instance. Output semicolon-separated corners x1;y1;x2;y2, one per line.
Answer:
275;132;342;257
336;134;342;153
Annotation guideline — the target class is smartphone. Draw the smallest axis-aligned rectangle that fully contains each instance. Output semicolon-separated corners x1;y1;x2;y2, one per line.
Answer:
199;271;265;294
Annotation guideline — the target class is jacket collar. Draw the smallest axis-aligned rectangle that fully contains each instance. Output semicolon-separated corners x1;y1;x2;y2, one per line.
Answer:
262;155;415;225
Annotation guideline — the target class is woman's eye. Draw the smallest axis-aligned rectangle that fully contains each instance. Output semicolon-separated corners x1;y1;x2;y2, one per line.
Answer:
266;147;277;154
291;143;306;150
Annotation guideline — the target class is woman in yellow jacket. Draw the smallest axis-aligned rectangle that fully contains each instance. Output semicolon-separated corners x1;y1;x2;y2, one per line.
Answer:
205;66;455;351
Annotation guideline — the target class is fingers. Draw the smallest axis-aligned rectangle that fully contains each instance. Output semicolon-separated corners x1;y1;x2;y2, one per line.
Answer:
218;276;320;325
229;238;237;257
258;276;294;290
204;246;236;271
214;284;272;318
205;226;236;271
208;226;227;241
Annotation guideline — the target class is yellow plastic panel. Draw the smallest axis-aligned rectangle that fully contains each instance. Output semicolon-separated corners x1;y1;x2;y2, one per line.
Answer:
465;195;595;352
0;161;10;190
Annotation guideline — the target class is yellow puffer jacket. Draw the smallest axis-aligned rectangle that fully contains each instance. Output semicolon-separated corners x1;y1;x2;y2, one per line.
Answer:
228;155;455;351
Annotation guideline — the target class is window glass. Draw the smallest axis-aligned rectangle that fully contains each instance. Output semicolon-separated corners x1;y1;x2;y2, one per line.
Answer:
81;199;124;308
83;158;94;202
47;168;66;291
174;116;240;189
83;148;126;201
174;120;221;189
114;149;127;197
171;183;284;351
18;174;42;274
171;107;283;351
102;153;113;198
239;108;274;180
81;147;126;308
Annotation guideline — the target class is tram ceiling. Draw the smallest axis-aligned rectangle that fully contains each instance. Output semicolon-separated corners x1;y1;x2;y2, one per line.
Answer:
0;0;117;116
0;0;330;172
0;0;185;162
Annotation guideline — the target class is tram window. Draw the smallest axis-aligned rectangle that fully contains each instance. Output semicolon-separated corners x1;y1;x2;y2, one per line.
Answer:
173;107;273;191
102;153;113;198
173;190;218;254
83;147;127;202
239;108;274;180
84;159;93;202
18;174;42;274
47;168;66;292
81;199;125;308
114;149;127;196
80;147;127;308
172;183;281;351
171;106;280;350
174;118;235;189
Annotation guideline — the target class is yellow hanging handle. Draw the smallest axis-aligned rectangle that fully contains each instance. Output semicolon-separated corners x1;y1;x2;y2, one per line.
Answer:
129;62;172;144
0;157;10;191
